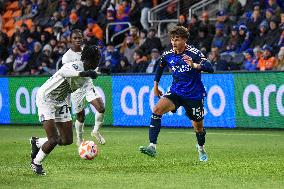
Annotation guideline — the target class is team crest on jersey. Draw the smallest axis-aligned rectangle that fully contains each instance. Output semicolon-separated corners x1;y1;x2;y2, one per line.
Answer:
40;114;45;122
72;64;79;70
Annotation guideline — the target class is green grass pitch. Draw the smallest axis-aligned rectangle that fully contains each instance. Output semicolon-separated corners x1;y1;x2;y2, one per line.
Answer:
0;126;283;189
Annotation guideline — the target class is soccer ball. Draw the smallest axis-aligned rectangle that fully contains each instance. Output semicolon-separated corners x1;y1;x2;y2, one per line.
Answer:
78;141;98;160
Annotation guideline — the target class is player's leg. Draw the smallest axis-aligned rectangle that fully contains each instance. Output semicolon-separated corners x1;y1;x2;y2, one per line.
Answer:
89;97;106;144
86;86;106;144
72;89;86;146
56;121;73;146
184;99;207;161
31;119;60;175
75;109;85;146
55;104;73;146
140;96;176;157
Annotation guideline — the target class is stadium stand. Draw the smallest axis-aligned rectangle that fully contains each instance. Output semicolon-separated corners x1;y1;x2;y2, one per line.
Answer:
0;0;283;75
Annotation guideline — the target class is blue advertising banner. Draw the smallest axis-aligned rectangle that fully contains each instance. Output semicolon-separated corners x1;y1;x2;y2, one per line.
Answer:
112;74;236;128
0;78;10;124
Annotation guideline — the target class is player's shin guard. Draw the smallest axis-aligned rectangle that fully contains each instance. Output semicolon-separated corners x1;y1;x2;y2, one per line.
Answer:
93;112;104;132
149;114;162;145
196;129;206;146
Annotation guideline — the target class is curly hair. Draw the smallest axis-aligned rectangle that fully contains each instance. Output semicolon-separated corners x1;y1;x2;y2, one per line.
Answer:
81;45;101;62
169;26;189;39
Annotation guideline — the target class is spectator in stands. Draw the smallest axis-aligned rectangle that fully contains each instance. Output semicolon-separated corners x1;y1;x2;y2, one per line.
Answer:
13;43;31;75
28;41;42;74
80;0;100;24
225;25;240;53
251;21;269;48
101;42;121;73
276;46;284;71
117;56;132;73
257;45;277;71
139;0;152;30
208;47;228;71
20;23;31;42
238;24;252;53
268;0;282;17
140;28;163;55
194;26;212;54
266;17;281;52
188;14;200;43
243;48;258;71
139;29;147;46
146;48;160;73
199;11;215;37
131;49;148;73
253;46;263;66
69;12;84;31
264;8;275;24
0;34;8;65
224;0;243;21
246;5;263;36
122;35;138;65
243;0;265;14
177;15;188;28
120;26;140;54
83;18;103;41
211;24;227;51
215;10;233;35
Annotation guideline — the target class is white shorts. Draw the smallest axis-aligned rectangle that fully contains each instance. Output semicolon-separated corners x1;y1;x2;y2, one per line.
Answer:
71;85;101;113
36;92;72;123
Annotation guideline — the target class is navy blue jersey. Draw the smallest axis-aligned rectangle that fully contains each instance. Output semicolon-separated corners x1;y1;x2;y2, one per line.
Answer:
155;45;214;100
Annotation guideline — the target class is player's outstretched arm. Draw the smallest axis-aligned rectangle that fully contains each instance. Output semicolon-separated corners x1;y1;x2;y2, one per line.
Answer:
199;60;214;73
79;70;98;79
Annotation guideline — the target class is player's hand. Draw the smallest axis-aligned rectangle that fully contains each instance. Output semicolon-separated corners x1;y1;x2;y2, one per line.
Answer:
79;70;98;79
182;54;194;67
154;87;163;98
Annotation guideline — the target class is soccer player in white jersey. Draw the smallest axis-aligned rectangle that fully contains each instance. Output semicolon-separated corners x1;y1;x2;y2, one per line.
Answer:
62;29;106;146
29;46;100;175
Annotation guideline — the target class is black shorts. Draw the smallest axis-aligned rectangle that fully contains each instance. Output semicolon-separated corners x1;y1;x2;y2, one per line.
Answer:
163;92;204;122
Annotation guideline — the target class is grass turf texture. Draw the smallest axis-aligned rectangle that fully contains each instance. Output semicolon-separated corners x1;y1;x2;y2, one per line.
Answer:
0;126;283;189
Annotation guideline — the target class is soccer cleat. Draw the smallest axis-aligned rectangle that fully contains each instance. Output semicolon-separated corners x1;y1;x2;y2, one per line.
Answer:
91;131;106;144
31;161;46;175
196;144;208;162
139;146;156;157
30;137;40;159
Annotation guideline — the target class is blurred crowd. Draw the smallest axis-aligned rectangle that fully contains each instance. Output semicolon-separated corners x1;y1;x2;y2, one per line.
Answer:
0;0;283;76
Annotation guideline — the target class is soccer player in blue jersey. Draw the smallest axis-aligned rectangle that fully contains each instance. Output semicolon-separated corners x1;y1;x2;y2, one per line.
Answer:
139;26;214;161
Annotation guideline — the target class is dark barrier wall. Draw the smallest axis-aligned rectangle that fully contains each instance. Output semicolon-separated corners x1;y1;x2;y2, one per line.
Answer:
0;72;283;128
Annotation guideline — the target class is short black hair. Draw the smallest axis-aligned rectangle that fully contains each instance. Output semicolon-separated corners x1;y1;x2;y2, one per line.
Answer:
81;45;101;62
71;29;83;37
169;26;189;39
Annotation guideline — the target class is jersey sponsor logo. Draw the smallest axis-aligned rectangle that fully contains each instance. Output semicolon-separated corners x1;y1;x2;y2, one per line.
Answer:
171;64;191;73
72;64;79;70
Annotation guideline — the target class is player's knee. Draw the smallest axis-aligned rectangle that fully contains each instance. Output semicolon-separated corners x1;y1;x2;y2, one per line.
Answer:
153;106;163;115
77;112;85;123
61;137;73;145
97;107;105;113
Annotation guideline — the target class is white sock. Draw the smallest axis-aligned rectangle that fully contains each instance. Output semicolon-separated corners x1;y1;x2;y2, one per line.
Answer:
93;112;104;132
149;143;156;149
75;120;84;140
34;149;47;165
198;145;205;151
36;137;48;148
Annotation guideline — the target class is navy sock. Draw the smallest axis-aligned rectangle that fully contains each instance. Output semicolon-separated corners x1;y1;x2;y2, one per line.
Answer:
196;129;206;146
149;113;162;144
